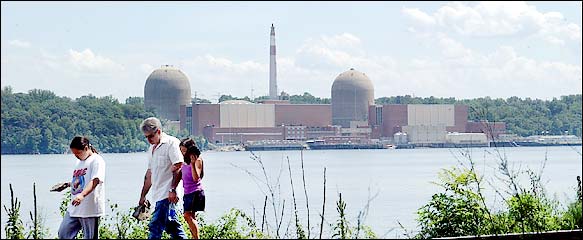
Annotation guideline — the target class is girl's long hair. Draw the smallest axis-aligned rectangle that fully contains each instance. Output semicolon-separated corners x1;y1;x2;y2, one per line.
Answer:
180;138;203;179
70;136;98;153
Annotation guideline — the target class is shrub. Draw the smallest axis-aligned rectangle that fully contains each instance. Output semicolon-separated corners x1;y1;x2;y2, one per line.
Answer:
3;184;25;239
415;151;582;239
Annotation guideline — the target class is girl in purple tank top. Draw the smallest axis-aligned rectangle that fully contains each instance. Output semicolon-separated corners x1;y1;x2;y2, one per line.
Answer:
179;138;205;239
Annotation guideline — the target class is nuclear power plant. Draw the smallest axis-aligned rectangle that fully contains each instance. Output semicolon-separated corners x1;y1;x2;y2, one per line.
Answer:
331;68;375;128
145;24;506;149
144;65;192;121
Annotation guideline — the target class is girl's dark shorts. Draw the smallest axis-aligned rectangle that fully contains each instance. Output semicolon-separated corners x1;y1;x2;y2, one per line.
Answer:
183;190;205;212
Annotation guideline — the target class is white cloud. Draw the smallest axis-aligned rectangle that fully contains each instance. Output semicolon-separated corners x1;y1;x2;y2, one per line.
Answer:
396;40;582;99
295;33;368;70
179;55;268;100
176;32;580;100
402;7;436;27
403;1;582;50
434;1;543;36
293;32;581;99
2;48;134;100
320;33;362;49
140;63;155;74
68;49;124;72
8;40;31;48
2;31;579;103
436;33;475;62
176;33;384;99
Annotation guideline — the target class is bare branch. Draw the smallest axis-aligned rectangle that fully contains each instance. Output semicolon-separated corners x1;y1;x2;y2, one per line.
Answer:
319;167;327;239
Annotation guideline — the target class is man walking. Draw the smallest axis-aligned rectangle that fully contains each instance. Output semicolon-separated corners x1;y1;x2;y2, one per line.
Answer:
138;117;186;239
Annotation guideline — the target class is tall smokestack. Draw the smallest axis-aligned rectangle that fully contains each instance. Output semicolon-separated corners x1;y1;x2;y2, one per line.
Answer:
269;23;278;100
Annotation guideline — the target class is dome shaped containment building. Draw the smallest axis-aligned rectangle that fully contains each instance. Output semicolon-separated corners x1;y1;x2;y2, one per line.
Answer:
331;68;374;128
144;65;192;121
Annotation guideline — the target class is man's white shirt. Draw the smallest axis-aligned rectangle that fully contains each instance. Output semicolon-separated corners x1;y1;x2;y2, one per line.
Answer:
147;132;184;203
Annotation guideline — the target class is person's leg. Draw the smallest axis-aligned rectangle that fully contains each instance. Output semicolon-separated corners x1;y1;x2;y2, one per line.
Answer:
58;211;82;239
183;211;198;239
191;190;206;239
183;192;197;238
79;217;100;239
192;212;201;239
165;203;186;239
148;199;169;239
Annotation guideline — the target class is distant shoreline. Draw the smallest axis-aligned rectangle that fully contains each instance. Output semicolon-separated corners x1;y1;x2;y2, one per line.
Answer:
2;144;581;155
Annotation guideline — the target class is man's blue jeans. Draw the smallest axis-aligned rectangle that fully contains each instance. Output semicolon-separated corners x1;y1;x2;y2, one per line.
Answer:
148;198;186;239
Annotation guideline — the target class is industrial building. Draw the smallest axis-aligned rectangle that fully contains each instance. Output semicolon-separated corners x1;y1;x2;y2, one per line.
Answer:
178;68;498;146
179;100;332;144
144;65;192;121
368;104;469;145
331;68;374;128
143;24;506;147
179;100;495;146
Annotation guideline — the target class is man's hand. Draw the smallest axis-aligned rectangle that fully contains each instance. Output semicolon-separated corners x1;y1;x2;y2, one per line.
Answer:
139;196;147;206
72;194;84;206
171;164;181;172
168;191;179;203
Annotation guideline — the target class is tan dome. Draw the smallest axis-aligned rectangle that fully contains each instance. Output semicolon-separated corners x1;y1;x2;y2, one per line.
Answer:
144;65;191;121
331;68;374;127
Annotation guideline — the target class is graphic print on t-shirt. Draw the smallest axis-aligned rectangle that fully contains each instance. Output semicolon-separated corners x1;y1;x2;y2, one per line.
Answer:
71;168;87;195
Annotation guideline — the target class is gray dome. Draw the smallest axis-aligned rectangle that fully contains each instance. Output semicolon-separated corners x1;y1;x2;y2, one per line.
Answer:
144;65;191;121
331;68;374;128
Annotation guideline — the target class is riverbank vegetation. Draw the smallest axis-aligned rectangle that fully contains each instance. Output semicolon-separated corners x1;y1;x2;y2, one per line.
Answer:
410;148;582;238
3;148;581;239
2;86;580;154
0;87;211;154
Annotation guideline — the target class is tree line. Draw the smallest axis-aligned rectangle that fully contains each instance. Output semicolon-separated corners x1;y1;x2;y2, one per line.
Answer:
1;86;580;154
1;87;159;154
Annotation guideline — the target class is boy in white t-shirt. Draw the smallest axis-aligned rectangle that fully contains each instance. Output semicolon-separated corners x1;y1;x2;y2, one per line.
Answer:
56;136;106;239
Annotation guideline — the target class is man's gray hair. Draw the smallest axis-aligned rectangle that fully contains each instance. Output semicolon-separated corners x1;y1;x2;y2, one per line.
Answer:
140;117;162;133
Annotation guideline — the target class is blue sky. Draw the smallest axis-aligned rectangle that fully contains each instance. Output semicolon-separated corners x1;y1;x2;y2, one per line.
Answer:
2;1;581;102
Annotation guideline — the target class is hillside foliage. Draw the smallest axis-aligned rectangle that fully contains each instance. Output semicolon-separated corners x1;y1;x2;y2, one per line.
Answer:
2;86;580;154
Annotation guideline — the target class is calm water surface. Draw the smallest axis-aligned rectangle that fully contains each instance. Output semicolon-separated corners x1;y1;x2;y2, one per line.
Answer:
2;146;581;238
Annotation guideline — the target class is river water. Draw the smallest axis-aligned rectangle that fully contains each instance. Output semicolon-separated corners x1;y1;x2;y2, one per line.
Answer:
1;146;581;238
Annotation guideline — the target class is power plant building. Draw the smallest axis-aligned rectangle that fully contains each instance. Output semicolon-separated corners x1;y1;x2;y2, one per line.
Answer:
368;104;469;144
171;25;506;146
181;102;332;144
144;65;192;121
331;68;374;128
180;100;486;145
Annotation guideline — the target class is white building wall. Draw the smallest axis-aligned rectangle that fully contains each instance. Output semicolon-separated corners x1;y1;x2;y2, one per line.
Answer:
220;104;275;128
407;104;455;126
248;105;257;127
402;125;446;144
446;133;488;144
394;132;408;144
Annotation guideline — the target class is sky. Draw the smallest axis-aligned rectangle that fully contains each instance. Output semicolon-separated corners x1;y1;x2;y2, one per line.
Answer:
1;1;582;103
